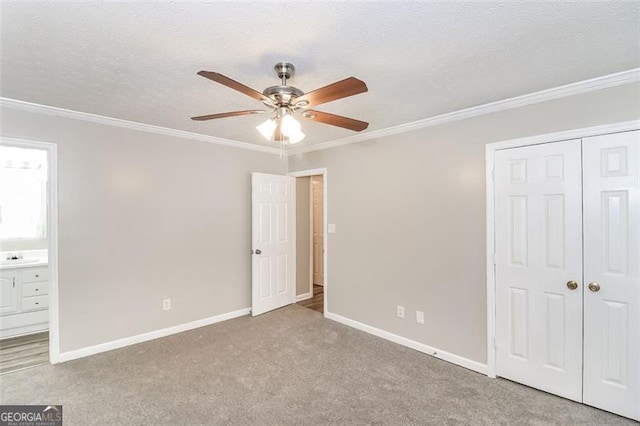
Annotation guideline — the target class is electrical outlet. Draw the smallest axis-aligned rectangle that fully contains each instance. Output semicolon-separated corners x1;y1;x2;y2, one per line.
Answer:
397;305;405;318
163;299;171;311
328;224;336;233
416;310;425;324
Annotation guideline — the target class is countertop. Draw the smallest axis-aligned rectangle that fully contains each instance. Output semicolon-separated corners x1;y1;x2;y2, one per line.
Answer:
0;257;48;271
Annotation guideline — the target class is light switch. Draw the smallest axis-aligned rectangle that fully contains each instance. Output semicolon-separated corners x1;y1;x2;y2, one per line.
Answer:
328;224;336;233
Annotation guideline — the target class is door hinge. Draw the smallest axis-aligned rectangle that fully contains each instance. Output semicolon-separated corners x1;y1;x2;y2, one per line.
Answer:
492;166;495;181
492;253;496;265
493;336;497;350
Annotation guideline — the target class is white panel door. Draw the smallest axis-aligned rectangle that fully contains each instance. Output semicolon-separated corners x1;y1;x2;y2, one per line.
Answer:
251;173;296;316
312;176;324;286
495;140;583;401
583;131;639;421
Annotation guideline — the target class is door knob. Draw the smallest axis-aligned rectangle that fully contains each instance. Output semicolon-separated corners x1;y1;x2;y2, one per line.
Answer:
588;282;600;292
254;249;262;255
566;280;578;290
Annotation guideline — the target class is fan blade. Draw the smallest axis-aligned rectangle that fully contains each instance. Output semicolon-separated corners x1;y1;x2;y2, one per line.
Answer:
191;110;267;121
301;110;369;132
197;71;273;105
295;77;367;107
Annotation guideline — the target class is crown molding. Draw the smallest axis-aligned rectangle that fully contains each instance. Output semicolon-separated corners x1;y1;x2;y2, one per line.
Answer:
486;120;640;152
0;98;282;155
288;67;640;155
2;68;638;157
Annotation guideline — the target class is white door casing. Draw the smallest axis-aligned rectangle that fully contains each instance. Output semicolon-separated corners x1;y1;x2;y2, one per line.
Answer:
251;173;296;317
494;140;583;401
582;131;639;421
312;176;324;286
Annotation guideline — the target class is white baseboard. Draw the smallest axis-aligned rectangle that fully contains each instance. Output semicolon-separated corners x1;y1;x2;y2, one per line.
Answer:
56;307;250;363
0;323;48;340
296;292;312;302
325;311;488;375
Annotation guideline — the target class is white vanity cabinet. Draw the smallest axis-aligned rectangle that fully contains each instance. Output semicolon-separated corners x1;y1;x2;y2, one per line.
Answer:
0;266;49;339
0;271;19;315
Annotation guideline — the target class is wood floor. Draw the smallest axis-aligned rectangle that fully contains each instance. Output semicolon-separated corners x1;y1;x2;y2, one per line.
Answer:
0;332;49;375
297;284;324;313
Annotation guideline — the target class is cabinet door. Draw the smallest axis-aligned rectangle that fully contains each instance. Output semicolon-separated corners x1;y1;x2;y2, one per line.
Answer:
583;130;639;421
494;139;583;401
0;271;19;315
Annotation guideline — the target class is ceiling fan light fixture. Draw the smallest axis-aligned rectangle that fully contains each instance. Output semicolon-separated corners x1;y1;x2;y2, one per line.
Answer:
281;114;301;135
280;114;305;143
256;118;277;140
193;63;368;145
287;130;305;144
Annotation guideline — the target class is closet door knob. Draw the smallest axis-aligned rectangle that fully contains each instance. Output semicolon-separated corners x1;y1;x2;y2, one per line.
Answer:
588;282;601;292
566;280;578;290
254;249;262;255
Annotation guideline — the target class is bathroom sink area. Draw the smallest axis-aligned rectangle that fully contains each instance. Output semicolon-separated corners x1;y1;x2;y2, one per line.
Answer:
0;258;40;266
0;251;48;269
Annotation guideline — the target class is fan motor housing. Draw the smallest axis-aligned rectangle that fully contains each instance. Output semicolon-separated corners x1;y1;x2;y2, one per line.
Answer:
263;85;304;106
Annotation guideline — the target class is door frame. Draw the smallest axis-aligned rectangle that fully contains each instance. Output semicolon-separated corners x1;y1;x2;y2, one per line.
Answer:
289;168;328;315
485;120;639;378
310;175;325;288
0;136;60;364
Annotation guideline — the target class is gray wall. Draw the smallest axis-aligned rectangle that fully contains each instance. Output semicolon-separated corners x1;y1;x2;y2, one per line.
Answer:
296;177;311;296
0;106;286;352
289;82;640;364
2;82;637;360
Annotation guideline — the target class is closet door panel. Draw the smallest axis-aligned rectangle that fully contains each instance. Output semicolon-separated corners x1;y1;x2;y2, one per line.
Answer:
583;130;639;421
494;139;583;401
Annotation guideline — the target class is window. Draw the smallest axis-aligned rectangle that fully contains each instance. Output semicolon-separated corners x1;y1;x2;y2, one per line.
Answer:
0;146;48;241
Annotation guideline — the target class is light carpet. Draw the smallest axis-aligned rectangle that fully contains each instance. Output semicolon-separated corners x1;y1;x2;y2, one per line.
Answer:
0;305;634;425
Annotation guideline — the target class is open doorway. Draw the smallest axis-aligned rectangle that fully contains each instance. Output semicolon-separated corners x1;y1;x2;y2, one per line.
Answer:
0;143;50;373
291;169;327;315
311;176;324;289
0;138;59;373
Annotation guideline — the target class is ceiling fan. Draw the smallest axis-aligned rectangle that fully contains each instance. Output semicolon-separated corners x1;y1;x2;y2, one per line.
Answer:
191;62;369;144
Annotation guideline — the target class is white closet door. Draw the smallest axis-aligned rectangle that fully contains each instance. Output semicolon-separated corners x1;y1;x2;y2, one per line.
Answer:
495;140;583;401
583;131;639;421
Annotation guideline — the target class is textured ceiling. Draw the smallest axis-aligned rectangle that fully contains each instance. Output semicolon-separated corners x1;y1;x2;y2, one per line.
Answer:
1;2;639;149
